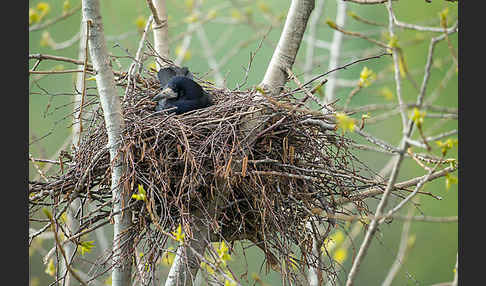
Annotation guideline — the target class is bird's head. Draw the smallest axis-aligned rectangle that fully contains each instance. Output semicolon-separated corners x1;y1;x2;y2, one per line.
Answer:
155;76;205;101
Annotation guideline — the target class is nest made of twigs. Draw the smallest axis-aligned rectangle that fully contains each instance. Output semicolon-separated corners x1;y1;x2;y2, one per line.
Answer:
30;70;379;281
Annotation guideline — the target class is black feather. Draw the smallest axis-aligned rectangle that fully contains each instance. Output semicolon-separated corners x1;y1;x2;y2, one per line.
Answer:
157;66;193;88
154;75;213;114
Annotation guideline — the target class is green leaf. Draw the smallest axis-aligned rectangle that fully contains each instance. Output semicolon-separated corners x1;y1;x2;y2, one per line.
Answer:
132;184;147;201
79;240;95;256
335;112;355;134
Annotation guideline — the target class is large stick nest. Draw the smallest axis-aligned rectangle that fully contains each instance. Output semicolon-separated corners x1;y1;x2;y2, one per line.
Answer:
30;70;379;280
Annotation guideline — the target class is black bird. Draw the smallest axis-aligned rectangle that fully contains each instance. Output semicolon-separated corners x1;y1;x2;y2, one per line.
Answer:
153;67;213;114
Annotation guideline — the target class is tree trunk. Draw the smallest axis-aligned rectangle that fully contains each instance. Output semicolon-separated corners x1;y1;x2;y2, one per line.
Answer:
81;1;133;286
150;0;170;69
260;0;315;93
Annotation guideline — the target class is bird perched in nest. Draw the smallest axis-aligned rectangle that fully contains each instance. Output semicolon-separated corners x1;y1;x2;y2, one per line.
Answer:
153;66;213;114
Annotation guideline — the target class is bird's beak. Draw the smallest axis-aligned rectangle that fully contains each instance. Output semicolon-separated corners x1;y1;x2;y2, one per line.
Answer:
154;87;178;100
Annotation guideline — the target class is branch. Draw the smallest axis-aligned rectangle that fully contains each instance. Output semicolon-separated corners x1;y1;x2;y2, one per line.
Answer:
382;205;415;286
29;69;95;75
124;15;153;100
28;53;125;77
337;165;456;205
59;20;90;286
303;0;326;82
452;253;458;286
195;23;225;87
296;52;391;92
324;213;457;223
343;0;396;3
29;3;82;32
324;0;347;105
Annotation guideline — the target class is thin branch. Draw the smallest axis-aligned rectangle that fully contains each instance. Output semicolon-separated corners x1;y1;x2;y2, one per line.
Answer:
304;0;326;82
29;3;82;32
195;22;225;87
336;165;455;205
125;15;153;100
297;52;391;93
44;211;89;286
325;213;457;223
343;0;396;4
76;20;91;147
29;69;96;75
382;205;415;286
327;20;389;49
51;31;82;50
451;253;458;286
324;0;347;105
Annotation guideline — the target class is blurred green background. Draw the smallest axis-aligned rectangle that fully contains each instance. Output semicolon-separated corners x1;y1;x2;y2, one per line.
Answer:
29;0;458;285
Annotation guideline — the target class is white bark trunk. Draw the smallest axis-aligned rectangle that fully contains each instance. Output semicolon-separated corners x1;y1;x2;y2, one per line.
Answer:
260;0;315;93
150;0;170;69
81;1;133;286
243;0;315;149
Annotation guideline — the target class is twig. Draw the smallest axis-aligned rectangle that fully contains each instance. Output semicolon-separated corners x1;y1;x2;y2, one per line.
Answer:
354;128;400;154
324;0;347;105
304;0;326;82
343;0;396;4
29;3;82;32
236;27;270;90
382;205;415;286
327;20;389;49
297;52;391;93
324;213;457;223
125;15;153;100
451;253;458;286
76;20;91;147
29;69;96;75
51;31;81;50
28;53;124;77
393;12;458;33
44;210;89;286
195;22;224;87
29;153;49;182
348;10;386;27
286;67;329;112
386;3;407;129
418;24;458;107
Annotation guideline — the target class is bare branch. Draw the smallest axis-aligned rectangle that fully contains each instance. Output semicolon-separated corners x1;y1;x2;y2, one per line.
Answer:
382;205;415;286
29;3;82;32
343;0;396;4
335;165;456;205
324;0;347;104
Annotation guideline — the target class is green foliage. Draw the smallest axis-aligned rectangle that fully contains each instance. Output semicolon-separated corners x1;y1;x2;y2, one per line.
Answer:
79;240;95;256
132;184;147;201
